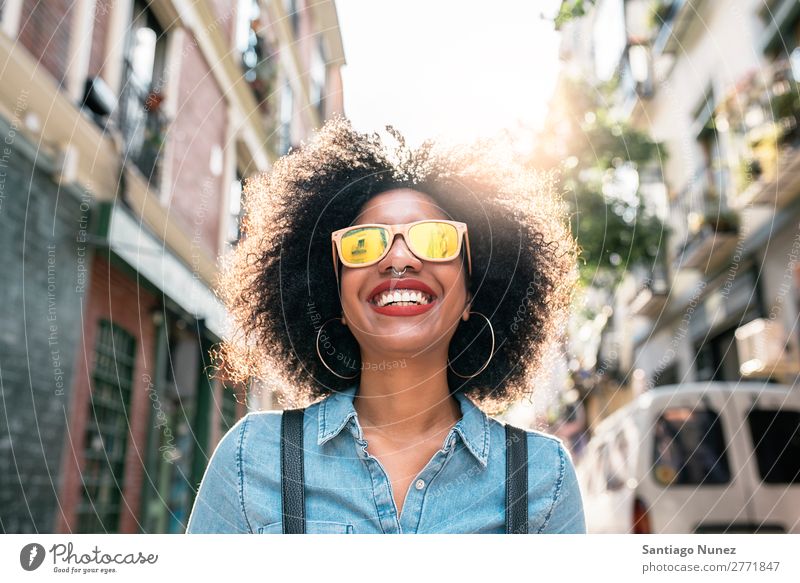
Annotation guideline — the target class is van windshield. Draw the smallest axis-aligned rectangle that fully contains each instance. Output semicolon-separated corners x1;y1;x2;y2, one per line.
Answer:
747;409;800;484
652;407;730;486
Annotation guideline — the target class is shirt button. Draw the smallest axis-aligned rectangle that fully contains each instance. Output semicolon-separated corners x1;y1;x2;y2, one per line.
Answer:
415;479;425;490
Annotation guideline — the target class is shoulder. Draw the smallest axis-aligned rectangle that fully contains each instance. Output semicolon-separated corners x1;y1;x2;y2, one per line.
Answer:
499;421;573;478
523;427;575;470
489;420;585;533
521;428;585;534
234;409;286;453
519;428;574;498
487;417;568;460
235;404;322;457
486;418;569;485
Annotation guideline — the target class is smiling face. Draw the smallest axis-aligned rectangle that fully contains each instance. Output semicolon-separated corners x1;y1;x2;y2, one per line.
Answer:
338;189;472;363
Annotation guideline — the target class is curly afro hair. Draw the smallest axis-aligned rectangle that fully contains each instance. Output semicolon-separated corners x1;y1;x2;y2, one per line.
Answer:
214;114;578;415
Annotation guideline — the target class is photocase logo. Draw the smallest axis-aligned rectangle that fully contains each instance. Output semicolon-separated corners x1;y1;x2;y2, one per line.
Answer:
19;543;46;571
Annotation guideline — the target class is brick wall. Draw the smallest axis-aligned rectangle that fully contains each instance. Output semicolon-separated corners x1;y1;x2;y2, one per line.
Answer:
87;0;114;79
167;37;227;260
325;66;345;117
18;0;74;85
208;0;238;46
0;131;86;533
55;253;157;533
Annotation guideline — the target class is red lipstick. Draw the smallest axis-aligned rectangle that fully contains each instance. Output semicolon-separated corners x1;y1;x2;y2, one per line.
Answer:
367;278;438;317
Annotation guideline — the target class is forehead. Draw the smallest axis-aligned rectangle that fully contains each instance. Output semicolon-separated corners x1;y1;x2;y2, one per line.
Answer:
355;188;449;223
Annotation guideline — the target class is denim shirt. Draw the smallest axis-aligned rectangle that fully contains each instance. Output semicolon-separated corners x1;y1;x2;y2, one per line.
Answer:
186;384;586;534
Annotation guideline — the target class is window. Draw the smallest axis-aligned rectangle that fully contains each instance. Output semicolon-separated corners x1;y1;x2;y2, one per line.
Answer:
78;321;136;533
652;407;731;486
119;1;168;185
227;173;245;245
310;38;326;121
695;341;716;382
695;326;742;382
653;362;678;387
747;409;800;484
279;81;293;155
694;89;730;213
237;0;277;111
284;0;299;36
236;0;259;54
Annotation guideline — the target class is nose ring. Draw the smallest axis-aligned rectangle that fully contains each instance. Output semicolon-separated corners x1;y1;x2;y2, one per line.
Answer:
391;267;407;277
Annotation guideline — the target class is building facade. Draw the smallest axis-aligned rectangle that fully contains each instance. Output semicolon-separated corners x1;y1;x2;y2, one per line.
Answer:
0;0;345;533
559;0;800;427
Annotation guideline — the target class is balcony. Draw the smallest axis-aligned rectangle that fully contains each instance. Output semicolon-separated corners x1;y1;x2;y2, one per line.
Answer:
738;146;800;208
629;273;669;319
240;15;280;156
672;165;740;271
118;65;169;186
717;55;800;209
679;210;739;270
651;0;710;57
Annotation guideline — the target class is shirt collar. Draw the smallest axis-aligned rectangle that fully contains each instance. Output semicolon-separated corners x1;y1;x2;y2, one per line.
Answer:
317;384;490;468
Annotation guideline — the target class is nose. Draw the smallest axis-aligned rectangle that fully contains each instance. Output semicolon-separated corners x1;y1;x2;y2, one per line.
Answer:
379;233;423;274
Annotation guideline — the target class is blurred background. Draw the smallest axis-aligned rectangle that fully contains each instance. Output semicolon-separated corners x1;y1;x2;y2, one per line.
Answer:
0;0;798;534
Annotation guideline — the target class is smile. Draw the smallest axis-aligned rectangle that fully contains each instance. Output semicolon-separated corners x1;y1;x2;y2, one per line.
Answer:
366;278;439;317
371;289;434;307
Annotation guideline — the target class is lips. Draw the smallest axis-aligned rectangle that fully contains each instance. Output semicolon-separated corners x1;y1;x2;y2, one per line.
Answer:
367;278;438;303
367;278;439;317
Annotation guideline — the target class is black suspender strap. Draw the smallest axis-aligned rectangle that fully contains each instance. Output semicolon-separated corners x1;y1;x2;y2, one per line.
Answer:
280;408;306;534
280;407;529;534
505;423;529;534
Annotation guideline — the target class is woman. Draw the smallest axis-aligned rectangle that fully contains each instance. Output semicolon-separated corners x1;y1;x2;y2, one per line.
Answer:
186;115;586;534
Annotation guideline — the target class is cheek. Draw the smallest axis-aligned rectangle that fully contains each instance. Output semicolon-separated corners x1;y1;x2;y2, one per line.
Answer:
339;270;366;309
439;268;468;302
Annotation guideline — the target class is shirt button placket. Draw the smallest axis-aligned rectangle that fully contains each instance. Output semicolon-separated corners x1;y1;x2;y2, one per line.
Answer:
355;437;402;533
400;446;456;534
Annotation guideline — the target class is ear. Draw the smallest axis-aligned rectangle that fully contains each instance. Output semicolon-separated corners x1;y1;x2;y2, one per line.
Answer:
461;291;472;322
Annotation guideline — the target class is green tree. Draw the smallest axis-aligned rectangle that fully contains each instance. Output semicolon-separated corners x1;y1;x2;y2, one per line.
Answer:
553;0;597;30
527;76;669;287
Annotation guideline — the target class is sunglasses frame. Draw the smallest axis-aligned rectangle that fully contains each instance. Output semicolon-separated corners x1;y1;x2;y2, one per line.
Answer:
331;219;472;285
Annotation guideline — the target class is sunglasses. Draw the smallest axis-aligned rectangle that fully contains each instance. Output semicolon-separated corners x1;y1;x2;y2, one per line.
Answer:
331;219;472;285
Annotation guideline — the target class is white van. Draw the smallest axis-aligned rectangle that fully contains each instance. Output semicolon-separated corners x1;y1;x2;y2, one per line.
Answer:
575;381;800;533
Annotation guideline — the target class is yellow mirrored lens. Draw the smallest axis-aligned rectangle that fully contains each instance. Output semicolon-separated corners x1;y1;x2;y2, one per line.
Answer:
408;222;459;260
340;227;388;264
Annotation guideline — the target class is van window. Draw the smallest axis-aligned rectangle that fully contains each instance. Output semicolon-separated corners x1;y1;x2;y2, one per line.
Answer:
652;408;730;486
747;409;800;484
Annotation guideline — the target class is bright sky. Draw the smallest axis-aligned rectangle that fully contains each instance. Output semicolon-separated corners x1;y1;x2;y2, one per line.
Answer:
335;0;564;149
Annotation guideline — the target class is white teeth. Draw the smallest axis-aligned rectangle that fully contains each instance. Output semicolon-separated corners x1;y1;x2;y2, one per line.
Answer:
373;289;434;307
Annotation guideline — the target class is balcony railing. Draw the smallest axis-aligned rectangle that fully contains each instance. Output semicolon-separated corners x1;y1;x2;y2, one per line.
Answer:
679;212;739;270
651;0;690;57
676;169;739;271
629;268;670;319
118;62;168;186
716;55;800;209
241;29;280;156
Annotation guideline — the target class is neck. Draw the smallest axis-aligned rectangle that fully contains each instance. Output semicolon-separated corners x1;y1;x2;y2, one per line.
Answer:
353;351;461;441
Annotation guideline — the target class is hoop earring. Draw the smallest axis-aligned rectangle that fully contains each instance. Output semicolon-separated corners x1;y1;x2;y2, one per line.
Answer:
316;317;359;379
447;311;495;379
